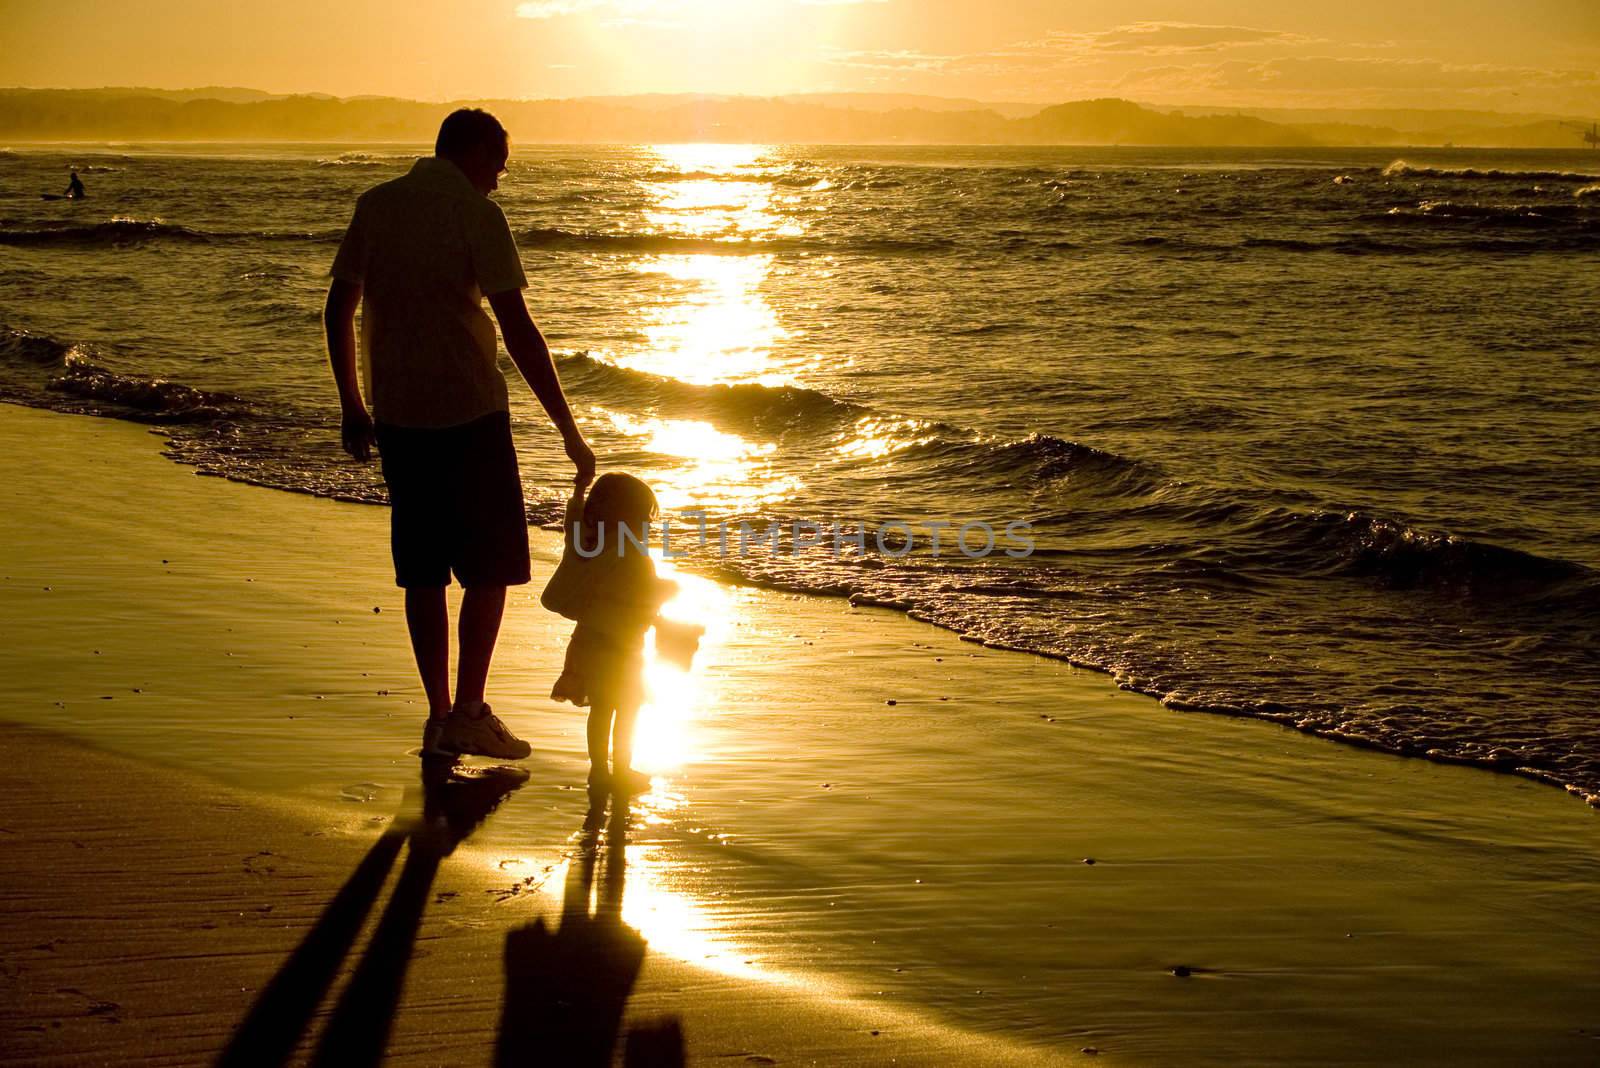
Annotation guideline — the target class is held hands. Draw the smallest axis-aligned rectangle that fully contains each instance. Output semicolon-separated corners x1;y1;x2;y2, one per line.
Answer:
341;406;375;461
564;427;596;489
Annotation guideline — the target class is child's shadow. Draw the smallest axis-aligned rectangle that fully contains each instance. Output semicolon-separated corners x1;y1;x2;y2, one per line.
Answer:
494;798;685;1067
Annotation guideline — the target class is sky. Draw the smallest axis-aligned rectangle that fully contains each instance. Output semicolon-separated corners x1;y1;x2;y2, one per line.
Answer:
3;0;1598;114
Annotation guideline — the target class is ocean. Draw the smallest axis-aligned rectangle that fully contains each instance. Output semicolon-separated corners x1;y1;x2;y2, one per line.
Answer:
2;142;1598;805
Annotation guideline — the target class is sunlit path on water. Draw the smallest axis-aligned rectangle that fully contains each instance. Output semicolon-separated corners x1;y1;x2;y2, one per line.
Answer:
604;145;802;386
624;254;792;385
593;406;800;512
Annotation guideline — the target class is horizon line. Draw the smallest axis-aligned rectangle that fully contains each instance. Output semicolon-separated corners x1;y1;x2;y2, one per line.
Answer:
2;85;1590;122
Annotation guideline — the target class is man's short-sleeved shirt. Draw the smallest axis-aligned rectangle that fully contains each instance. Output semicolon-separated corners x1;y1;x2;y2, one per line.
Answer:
330;157;527;429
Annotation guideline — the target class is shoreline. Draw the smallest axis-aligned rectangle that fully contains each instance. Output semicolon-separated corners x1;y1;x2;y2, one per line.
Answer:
5;401;1600;1064
145;412;1600;813
2;378;1590;810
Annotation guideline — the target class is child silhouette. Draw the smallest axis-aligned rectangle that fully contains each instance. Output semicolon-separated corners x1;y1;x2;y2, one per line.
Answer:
542;472;700;796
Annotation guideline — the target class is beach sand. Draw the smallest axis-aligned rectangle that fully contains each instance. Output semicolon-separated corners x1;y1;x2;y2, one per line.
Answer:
3;402;1600;1065
0;725;1063;1067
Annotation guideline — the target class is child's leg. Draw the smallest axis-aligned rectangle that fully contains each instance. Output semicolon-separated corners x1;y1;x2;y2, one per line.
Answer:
586;704;615;779
609;698;650;796
611;699;642;775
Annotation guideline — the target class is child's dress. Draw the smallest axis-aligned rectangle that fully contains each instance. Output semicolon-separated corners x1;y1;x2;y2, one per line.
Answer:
542;495;673;709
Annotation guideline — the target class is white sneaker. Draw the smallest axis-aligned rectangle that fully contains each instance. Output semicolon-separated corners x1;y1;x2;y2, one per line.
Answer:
441;703;532;760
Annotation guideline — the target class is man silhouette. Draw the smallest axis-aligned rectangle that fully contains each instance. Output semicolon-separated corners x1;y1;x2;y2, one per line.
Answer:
324;108;595;760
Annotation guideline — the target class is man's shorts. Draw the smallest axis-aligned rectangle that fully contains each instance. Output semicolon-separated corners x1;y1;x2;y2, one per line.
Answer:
374;411;531;589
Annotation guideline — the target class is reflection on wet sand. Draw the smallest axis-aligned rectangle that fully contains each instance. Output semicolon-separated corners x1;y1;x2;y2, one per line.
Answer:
216;636;763;1066
496;798;685;1067
634;563;735;781
584;792;776;985
496;564;772;986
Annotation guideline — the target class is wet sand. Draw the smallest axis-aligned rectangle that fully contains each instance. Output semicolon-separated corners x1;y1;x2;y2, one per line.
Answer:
3;402;1600;1065
0;724;1061;1067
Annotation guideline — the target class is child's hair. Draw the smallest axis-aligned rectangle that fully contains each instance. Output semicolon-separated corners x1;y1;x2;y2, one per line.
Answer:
582;471;659;533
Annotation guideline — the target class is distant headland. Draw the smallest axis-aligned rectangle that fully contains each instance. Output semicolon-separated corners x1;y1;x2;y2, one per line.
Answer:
0;87;1592;148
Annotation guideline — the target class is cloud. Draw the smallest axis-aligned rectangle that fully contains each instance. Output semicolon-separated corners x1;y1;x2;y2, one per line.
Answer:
826;48;956;72
515;0;603;16
515;0;881;16
1053;22;1313;57
1119;56;1600;94
825;21;1312;79
822;19;1600;111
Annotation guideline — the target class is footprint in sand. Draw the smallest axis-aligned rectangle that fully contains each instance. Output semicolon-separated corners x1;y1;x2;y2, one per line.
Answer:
57;987;121;1024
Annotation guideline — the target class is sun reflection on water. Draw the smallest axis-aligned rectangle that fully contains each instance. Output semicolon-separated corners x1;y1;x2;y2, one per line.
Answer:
596;407;801;511
605;143;805;387
649;142;771;176
624;255;793;385
836;415;941;460
641;143;793;242
642;179;799;240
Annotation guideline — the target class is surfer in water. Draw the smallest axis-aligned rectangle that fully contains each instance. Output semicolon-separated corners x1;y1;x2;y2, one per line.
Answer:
63;170;85;199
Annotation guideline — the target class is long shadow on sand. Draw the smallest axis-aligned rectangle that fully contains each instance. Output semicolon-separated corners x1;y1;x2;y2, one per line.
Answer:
215;757;527;1068
495;797;685;1067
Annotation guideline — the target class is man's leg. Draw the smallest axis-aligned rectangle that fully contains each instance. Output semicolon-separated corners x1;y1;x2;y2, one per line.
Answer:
404;586;452;719
439;414;531;759
440;583;530;760
455;584;506;710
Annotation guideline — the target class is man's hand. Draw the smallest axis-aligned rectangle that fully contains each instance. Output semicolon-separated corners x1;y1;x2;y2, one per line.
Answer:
324;278;371;460
342;406;376;461
565;429;596;488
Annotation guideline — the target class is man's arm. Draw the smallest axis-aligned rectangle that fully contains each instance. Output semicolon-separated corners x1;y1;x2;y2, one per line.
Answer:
487;289;596;487
324;278;373;461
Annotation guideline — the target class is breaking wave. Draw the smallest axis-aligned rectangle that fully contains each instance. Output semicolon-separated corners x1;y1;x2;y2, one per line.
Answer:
1383;160;1600;182
518;226;951;256
0;219;343;247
